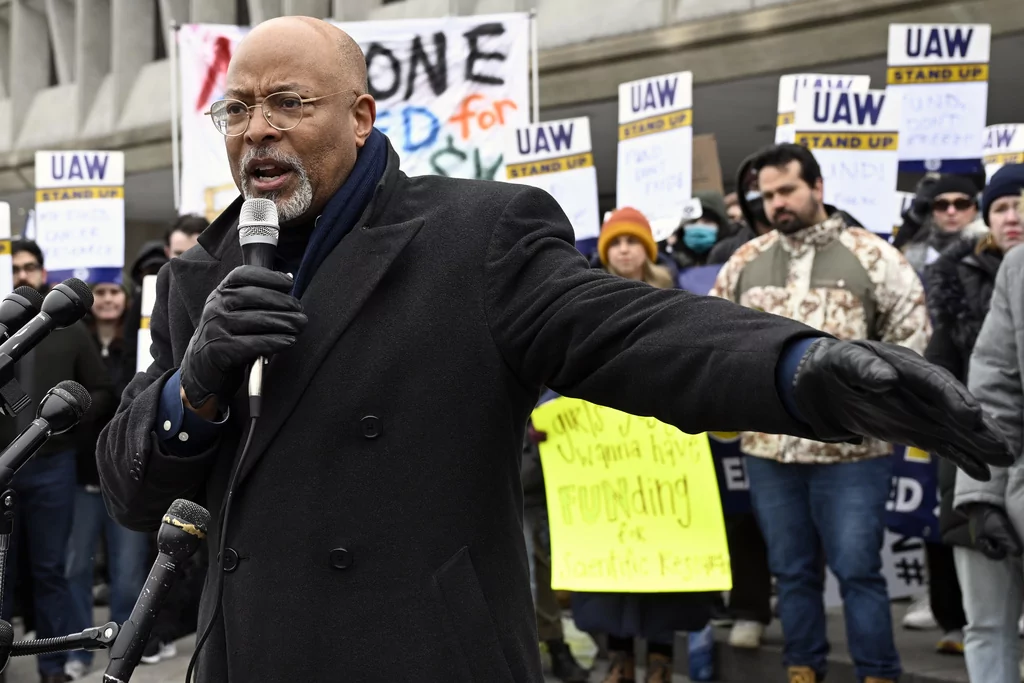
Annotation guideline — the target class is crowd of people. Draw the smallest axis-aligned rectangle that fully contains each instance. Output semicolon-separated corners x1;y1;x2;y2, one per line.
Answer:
0;216;209;682
525;147;1024;683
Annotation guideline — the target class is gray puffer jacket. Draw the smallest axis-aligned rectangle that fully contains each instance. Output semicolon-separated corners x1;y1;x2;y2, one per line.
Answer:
955;244;1024;534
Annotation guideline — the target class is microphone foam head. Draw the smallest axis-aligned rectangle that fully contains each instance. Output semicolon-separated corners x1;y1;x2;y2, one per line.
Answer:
13;286;43;310
238;198;280;247
42;278;93;328
159;499;211;561
61;278;95;310
166;498;211;536
0;618;12;652
52;380;92;418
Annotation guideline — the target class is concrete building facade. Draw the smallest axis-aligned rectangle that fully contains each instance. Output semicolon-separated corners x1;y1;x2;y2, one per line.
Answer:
0;0;1019;262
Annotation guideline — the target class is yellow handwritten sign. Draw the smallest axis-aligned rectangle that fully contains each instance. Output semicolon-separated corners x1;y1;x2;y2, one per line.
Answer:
531;397;731;593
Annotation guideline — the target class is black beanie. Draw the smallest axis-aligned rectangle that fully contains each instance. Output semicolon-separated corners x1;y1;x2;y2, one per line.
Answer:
931;174;980;201
982;164;1024;225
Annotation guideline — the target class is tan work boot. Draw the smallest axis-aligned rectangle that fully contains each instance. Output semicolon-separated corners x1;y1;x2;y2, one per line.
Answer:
863;678;896;683
788;666;818;683
602;651;635;683
645;653;672;683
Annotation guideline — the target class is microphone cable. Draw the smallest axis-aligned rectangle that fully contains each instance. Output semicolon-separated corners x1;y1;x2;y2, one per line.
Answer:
184;410;258;683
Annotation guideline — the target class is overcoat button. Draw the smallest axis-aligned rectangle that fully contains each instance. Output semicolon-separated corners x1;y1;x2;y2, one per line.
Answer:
222;548;240;573
329;547;353;570
361;416;381;439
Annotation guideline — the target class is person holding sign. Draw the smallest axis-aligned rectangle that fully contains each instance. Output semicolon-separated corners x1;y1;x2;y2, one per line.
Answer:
98;18;1012;683
710;143;930;683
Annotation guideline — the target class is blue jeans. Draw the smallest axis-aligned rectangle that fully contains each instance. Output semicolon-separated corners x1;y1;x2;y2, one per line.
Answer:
0;450;76;677
746;455;900;682
66;486;150;666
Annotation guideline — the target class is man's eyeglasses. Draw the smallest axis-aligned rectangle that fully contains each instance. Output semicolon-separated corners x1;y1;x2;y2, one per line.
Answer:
12;263;40;275
933;198;976;213
205;90;354;137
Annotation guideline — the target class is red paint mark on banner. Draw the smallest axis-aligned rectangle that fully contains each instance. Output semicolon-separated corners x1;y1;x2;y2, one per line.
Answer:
196;36;233;113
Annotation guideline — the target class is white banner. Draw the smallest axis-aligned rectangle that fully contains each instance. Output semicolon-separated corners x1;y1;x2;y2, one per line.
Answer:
795;89;900;234
886;23;991;172
505;117;599;244
775;74;870;144
136;274;158;374
178;15;530;221
983;124;1024;181
616;71;693;241
34;151;125;284
0;204;12;296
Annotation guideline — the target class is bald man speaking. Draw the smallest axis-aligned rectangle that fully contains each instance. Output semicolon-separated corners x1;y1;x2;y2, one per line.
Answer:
98;16;1011;682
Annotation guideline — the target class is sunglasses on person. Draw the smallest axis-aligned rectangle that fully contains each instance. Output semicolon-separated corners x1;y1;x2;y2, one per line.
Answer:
933;198;975;213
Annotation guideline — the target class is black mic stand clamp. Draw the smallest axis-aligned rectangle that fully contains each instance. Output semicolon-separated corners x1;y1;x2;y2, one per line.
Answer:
0;353;29;418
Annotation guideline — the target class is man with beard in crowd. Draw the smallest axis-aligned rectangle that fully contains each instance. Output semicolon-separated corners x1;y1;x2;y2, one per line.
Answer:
98;18;1011;682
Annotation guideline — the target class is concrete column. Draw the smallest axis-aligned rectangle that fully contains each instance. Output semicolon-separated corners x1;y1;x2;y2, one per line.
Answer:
10;0;51;128
0;19;12;98
283;0;331;18
158;0;189;27
331;0;380;21
111;0;153;110
247;0;283;24
44;0;74;84
190;0;236;24
75;0;110;127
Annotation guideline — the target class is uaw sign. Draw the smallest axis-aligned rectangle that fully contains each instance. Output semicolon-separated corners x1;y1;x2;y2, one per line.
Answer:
34;151;125;285
506;117;600;247
775;74;870;144
616;71;693;241
795;89;900;234
887;23;991;173
983;124;1024;181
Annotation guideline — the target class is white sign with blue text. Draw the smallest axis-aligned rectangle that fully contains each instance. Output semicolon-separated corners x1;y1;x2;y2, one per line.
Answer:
775;74;871;144
34;151;125;285
617;71;693;241
505;117;599;244
795;89;900;234
887;23;991;173
983;124;1024;181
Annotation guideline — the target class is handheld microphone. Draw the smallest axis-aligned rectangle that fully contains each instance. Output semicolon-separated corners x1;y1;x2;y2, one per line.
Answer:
0;287;44;342
104;499;210;683
0;380;91;488
237;198;280;412
0;278;93;365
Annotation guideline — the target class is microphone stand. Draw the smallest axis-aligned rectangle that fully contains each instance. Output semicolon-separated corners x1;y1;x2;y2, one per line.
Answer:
10;622;119;657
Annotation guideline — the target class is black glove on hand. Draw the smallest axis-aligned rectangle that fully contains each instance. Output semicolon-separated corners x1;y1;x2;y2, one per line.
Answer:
180;266;307;409
966;503;1023;560
791;338;1014;482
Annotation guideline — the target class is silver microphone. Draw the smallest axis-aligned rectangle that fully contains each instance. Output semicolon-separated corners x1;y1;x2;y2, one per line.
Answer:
237;199;281;412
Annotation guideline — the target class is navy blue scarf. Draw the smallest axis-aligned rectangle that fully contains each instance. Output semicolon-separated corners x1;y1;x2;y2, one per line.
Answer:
291;127;388;298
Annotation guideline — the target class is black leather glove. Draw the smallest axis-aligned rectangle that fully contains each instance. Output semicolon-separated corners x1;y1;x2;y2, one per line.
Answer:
966;503;1023;560
180;266;307;409
791;338;1014;482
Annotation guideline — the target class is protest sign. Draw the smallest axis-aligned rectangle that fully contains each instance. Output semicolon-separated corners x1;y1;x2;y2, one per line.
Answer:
795;89;900;235
530;396;730;593
616;71;693;242
887;23;991;173
0;204;12;296
506;117;599;244
136;274;158;374
983;124;1024;181
692;134;724;194
34;151;125;285
178;14;530;221
775;74;871;144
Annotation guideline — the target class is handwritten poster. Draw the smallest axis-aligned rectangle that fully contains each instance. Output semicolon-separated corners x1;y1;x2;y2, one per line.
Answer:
505;117;599;245
178;15;530;221
983;124;1024;181
0;204;12;296
795;89;900;235
530;397;731;593
887;23;991;173
775;74;871;144
34;151;125;284
136;274;158;374
616;71;693;241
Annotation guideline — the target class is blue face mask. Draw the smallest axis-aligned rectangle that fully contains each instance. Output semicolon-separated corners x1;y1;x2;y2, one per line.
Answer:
683;224;718;253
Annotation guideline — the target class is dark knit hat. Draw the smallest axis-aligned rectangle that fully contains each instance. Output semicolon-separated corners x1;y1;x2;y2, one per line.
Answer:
982;164;1024;225
931;174;980;202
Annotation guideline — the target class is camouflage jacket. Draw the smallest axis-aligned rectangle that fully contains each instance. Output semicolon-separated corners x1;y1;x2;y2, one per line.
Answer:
710;213;930;464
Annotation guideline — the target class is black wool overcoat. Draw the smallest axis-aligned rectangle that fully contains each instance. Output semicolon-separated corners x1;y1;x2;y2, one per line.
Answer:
98;140;818;681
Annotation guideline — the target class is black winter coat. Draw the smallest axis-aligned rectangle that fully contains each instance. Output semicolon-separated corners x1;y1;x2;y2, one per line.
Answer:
97;140;822;682
925;236;1002;547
